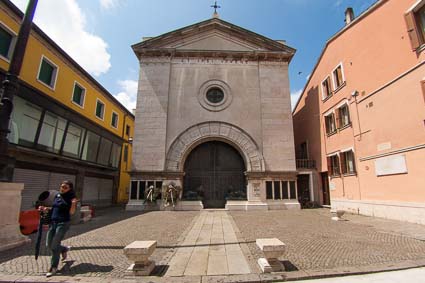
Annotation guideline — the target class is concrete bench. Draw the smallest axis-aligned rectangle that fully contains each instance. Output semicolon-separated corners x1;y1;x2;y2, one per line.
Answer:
256;238;286;273
123;240;157;276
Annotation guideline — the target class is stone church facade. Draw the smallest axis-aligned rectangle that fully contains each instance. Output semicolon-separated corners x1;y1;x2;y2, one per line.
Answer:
127;17;299;210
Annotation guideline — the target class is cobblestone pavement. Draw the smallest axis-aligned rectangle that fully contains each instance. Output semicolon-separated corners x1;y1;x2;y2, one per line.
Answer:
0;207;199;278
229;209;425;272
2;207;425;282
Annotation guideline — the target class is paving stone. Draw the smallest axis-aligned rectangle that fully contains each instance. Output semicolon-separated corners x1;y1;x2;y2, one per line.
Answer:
2;208;425;281
202;274;261;283
207;255;229;275
0;208;199;279
230;209;425;273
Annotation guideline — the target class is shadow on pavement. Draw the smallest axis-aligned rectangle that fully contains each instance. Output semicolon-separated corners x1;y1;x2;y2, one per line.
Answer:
281;260;299;271
0;206;145;264
60;260;113;275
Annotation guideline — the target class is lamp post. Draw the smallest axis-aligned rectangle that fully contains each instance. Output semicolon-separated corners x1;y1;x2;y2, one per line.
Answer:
0;0;38;182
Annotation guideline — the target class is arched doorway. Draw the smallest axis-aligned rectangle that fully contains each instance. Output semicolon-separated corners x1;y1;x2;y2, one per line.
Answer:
183;141;246;208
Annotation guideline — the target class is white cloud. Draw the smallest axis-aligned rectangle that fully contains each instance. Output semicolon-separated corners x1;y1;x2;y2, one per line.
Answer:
334;0;343;7
99;0;120;10
290;89;303;110
11;0;111;77
114;80;138;111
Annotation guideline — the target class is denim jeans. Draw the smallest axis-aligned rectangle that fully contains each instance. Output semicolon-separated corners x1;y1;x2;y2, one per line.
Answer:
46;221;70;268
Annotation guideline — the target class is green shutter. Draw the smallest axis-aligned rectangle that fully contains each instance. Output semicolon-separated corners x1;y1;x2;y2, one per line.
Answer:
96;102;104;118
0;27;12;58
39;59;54;86
112;113;118;127
73;85;83;105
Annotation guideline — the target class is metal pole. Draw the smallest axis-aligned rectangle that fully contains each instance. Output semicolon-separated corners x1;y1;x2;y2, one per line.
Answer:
0;0;38;182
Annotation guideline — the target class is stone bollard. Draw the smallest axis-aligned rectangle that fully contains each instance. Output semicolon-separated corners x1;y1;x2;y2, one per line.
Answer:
331;209;345;221
123;241;156;276
256;238;286;273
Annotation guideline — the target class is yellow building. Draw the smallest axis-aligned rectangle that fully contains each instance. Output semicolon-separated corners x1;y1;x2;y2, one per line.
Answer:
0;0;134;209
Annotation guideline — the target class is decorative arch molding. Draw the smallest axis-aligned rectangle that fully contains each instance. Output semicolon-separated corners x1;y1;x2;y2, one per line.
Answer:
165;122;265;172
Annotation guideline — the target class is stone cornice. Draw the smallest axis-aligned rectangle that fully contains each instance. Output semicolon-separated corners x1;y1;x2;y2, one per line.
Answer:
137;49;292;63
246;171;298;180
132;18;295;55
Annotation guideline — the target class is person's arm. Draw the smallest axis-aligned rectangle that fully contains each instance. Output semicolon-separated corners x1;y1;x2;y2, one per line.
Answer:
70;198;78;215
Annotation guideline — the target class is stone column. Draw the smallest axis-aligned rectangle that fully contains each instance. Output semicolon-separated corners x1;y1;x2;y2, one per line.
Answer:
0;182;30;252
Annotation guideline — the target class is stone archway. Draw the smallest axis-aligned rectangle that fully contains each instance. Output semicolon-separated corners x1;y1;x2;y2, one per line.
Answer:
165;122;265;172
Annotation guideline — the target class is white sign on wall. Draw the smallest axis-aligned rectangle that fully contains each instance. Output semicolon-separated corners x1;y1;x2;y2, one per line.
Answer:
375;154;408;176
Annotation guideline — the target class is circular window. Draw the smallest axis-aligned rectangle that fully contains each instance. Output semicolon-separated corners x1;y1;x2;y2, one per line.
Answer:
198;80;232;112
206;88;224;104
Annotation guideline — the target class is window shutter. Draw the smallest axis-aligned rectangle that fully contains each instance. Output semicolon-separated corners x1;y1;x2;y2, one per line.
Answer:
0;28;12;57
326;156;332;174
335;155;341;175
327;77;332;94
325;116;330;134
405;12;421;50
337;67;343;84
335;108;341;129
340;152;346;174
350;151;357;174
421;81;425;104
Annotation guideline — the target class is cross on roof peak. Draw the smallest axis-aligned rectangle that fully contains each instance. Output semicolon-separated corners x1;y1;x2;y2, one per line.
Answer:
211;1;221;18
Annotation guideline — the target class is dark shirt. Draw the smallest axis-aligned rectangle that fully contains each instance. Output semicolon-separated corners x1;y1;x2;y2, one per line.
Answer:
51;190;76;223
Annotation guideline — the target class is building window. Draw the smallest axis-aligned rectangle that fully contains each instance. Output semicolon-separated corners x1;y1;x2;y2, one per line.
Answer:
95;99;105;120
327;154;340;177
417;5;425;44
72;82;85;107
126;125;130;136
332;64;345;89
111;112;119;128
63;123;85;158
337;104;351;128
299;141;308;159
123;144;128;162
324;112;337;135
81;131;100;162
321;76;332;99
37;56;58;89
206;87;224;104
9;96;42;146
130;180;163;200
110;143;121;168
37;111;67;153
97;137;112;166
0;22;16;60
405;2;425;50
265;180;297;200
341;150;356;175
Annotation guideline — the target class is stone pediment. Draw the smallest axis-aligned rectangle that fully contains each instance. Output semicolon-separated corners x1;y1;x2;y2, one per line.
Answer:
132;18;295;61
165;32;261;52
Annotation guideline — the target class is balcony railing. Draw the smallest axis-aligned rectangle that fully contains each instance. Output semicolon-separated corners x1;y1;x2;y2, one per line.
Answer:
296;159;316;169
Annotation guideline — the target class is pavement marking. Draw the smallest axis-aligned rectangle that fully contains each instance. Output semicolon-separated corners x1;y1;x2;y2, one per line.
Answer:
165;211;251;276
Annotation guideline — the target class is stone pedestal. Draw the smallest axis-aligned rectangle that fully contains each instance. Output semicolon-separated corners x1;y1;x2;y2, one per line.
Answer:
256;238;286;273
124;240;157;276
0;183;30;252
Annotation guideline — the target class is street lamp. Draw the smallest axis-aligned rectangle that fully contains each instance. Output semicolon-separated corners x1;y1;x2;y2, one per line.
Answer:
0;0;38;182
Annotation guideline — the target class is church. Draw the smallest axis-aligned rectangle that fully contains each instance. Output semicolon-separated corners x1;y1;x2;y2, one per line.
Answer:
127;11;298;211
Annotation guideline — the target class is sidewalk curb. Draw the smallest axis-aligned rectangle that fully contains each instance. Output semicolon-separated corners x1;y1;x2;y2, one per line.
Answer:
2;263;425;283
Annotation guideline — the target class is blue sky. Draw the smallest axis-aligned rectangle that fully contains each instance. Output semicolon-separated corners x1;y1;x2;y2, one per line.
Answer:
10;0;377;110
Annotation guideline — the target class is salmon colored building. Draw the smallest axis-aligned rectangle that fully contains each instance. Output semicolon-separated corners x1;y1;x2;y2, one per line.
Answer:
293;0;425;224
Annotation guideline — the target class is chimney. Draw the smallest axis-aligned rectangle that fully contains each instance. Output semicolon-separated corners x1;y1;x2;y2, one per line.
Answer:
345;7;354;25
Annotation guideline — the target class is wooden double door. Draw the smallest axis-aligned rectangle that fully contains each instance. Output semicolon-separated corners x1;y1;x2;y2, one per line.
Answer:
183;141;246;208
